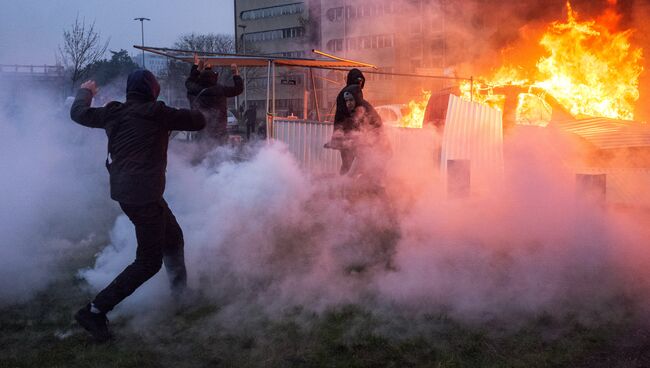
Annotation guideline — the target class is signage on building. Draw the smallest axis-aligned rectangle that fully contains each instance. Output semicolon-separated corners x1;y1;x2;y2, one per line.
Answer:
281;79;296;85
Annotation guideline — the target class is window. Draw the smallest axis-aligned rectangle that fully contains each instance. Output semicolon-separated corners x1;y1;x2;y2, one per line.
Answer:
431;37;446;54
344;34;393;50
326;7;344;21
326;39;343;52
361;37;371;49
243;27;305;43
241;3;304;21
346;6;356;18
347;38;357;50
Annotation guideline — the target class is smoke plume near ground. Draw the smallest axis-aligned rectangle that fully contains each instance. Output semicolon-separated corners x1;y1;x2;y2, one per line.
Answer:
0;89;115;304
78;124;650;326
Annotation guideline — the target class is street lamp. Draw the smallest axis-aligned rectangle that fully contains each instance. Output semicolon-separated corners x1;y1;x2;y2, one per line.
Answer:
238;24;248;109
134;17;150;68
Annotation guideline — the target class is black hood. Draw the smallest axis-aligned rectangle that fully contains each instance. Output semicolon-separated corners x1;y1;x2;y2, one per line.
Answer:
126;69;160;101
198;69;218;87
346;68;365;88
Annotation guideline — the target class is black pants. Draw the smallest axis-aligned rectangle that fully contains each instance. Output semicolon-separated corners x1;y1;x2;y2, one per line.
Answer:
246;123;255;140
93;199;186;313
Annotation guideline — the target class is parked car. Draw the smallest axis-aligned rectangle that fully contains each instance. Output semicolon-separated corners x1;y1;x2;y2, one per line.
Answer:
227;110;240;134
375;104;408;127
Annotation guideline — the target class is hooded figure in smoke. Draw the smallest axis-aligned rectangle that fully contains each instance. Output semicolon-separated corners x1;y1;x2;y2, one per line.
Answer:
327;82;397;272
186;58;244;146
330;68;367;175
326;75;391;184
69;69;206;342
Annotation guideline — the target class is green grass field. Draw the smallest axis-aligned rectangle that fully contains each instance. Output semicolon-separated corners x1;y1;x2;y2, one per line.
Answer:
2;246;650;368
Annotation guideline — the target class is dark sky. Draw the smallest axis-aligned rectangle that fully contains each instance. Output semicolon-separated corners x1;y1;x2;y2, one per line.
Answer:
0;0;234;65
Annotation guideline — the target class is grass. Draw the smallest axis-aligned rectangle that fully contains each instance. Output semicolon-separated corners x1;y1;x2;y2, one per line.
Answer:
2;250;650;367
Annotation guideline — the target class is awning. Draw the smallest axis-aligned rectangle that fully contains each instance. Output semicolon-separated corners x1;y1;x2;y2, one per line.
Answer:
133;45;376;69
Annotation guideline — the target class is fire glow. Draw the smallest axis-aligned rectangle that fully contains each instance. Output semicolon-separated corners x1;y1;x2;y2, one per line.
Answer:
461;1;644;121
399;90;431;128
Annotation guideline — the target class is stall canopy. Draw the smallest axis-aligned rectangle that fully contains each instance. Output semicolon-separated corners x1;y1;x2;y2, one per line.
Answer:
133;45;376;69
135;45;376;125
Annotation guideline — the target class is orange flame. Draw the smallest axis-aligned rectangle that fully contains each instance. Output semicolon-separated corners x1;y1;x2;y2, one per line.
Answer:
400;90;432;128
462;1;643;121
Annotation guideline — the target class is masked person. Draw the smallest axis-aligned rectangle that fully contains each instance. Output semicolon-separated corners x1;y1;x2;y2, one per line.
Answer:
186;57;243;146
326;84;391;186
69;70;206;342
330;69;366;175
327;84;397;272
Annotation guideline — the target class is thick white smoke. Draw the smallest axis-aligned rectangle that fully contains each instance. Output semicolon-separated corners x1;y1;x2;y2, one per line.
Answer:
78;124;650;325
0;89;115;305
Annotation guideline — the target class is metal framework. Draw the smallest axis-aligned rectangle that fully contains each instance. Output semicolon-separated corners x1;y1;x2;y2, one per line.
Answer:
134;45;475;136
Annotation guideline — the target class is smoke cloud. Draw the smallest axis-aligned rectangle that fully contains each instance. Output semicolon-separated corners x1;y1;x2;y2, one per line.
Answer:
75;124;650;327
0;86;115;304
2;0;649;331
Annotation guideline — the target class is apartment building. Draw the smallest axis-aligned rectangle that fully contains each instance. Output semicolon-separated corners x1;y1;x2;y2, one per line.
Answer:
234;0;463;119
319;0;455;108
234;0;322;118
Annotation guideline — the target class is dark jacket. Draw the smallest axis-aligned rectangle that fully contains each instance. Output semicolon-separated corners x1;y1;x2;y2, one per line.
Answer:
186;65;244;140
334;69;366;131
245;106;257;126
70;70;206;204
336;84;382;133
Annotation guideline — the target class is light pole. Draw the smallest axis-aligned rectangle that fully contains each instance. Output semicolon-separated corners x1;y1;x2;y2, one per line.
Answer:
238;24;248;109
134;17;150;68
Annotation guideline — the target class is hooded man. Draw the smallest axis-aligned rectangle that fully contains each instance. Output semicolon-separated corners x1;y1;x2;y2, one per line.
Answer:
331;68;366;174
186;59;243;146
69;69;206;342
329;84;390;182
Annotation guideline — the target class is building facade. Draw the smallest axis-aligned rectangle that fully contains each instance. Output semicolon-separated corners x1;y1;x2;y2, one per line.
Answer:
234;0;322;118
234;0;467;121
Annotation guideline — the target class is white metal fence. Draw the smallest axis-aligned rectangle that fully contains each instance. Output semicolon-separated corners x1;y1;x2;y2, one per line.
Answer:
272;119;440;175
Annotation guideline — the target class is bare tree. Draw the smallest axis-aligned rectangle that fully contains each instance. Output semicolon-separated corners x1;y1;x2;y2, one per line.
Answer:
59;15;109;92
174;33;235;54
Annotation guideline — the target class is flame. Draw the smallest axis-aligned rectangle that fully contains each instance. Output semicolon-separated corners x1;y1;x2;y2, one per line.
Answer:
462;1;643;121
400;90;431;128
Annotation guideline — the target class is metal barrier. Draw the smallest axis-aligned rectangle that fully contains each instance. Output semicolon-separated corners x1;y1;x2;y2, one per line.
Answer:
273;119;341;174
273;119;444;175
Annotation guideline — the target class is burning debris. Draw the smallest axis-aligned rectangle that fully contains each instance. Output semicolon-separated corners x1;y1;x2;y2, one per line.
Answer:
460;1;643;123
399;90;432;129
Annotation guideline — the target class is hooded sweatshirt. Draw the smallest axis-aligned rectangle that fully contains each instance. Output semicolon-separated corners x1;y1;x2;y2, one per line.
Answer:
334;69;366;131
70;69;206;204
186;66;244;140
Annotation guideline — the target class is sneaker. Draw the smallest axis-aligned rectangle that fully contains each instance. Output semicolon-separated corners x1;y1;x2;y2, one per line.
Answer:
74;304;111;342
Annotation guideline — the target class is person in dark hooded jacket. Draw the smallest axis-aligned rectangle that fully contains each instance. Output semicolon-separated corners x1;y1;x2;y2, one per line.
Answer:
326;84;391;183
186;59;243;145
69;70;206;342
331;68;366;174
328;84;397;273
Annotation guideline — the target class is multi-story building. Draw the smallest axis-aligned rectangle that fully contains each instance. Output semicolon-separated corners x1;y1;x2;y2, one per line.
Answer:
234;0;466;120
319;0;457;109
234;0;322;118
